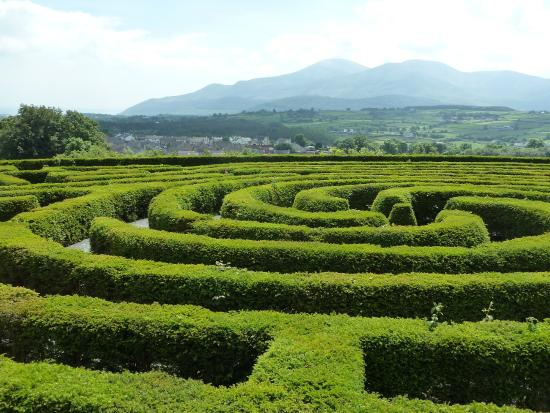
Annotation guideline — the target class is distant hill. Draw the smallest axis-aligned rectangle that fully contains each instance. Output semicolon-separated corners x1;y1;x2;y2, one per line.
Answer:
249;95;443;111
122;59;550;115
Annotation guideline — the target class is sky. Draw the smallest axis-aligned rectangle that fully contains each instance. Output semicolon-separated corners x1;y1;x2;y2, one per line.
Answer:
2;0;550;114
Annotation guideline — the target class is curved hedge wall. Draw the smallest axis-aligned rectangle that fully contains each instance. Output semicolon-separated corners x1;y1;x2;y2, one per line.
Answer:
0;157;549;411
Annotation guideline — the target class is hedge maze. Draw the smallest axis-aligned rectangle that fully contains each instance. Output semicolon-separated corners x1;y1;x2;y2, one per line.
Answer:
0;156;549;412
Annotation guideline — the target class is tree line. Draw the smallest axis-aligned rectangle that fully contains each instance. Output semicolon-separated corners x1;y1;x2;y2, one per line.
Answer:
335;136;550;156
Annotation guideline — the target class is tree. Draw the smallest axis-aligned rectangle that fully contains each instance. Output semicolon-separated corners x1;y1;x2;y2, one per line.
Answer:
336;138;355;153
292;133;307;147
380;139;408;154
381;140;398;154
526;137;545;148
352;136;368;150
396;141;408;154
435;142;447;153
459;143;473;152
336;136;378;153
0;104;107;159
274;143;292;151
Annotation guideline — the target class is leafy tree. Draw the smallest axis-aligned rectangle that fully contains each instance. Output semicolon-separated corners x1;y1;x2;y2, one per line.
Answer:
435;142;447;153
352;136;368;150
410;142;438;154
0;105;107;159
381;139;408;154
381;140;398;154
274;143;292;151
526;137;545;148
396;141;408;154
63;110;106;147
292;133;307;147
57;137;114;159
336;136;379;153
336;138;355;153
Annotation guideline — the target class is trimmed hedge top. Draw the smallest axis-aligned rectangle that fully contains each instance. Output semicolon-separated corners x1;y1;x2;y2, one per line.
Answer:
1;157;550;411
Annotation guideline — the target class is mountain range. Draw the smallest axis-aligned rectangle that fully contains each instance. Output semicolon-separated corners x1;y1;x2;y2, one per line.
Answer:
122;59;550;115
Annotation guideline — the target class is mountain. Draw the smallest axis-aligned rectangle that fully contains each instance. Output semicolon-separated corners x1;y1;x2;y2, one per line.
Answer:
122;59;550;115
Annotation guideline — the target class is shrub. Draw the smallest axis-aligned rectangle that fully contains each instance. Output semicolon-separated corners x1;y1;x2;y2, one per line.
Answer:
362;320;550;410
14;184;165;245
372;185;550;224
190;209;489;247
1;157;550;411
0;195;39;220
445;196;550;239
388;203;417;225
0;283;547;411
0;221;544;320
221;184;388;228
0;173;29;186
90;217;550;274
0;283;271;386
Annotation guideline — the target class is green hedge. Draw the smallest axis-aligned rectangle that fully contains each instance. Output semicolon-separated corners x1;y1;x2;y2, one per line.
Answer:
0;187;90;206
372;184;550;224
293;187;350;212
1;158;549;411
388;202;417;225
191;209;489;247
0;195;39;221
0;283;547;411
4;169;49;183
291;183;399;212
1;222;547;320
7;154;550;170
90;217;550;274
149;178;392;232
221;184;388;228
0;173;29;186
361;320;550;410
446;196;550;239
13;184;165;245
148;178;283;232
0;283;272;386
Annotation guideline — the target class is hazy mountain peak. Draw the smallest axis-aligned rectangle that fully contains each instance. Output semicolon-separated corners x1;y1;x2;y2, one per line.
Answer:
302;58;368;73
122;59;550;115
371;59;460;77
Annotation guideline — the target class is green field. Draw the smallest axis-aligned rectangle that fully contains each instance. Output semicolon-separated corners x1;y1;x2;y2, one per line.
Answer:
234;106;550;144
94;106;550;156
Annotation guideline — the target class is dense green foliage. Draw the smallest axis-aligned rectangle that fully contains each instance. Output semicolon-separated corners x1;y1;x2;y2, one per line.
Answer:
388;202;417;225
190;210;489;247
0;283;548;411
0;195;39;220
1;221;547;320
94;107;550;156
0;156;549;411
446;196;550;239
0;105;108;159
90;216;550;273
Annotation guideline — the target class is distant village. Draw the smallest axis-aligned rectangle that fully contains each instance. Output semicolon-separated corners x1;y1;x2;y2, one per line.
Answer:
108;133;326;155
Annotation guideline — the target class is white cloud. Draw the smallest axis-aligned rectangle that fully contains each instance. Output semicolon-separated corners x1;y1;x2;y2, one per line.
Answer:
266;0;550;76
1;0;550;113
0;0;272;113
